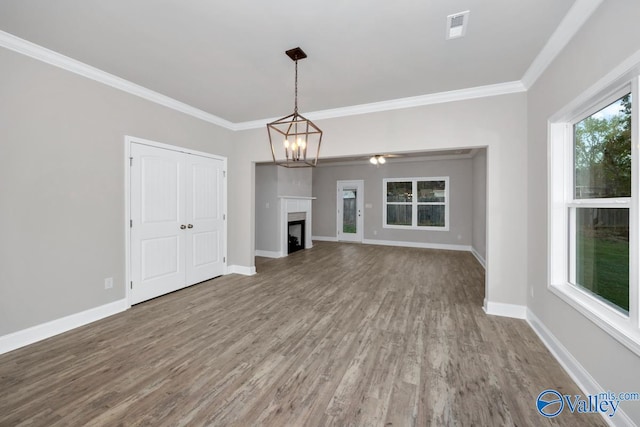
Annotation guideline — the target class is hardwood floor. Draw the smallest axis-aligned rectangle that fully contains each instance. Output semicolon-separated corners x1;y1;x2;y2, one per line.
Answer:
0;242;605;426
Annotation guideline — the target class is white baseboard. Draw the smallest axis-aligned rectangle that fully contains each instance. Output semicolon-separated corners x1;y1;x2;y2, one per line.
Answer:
0;299;128;355
227;265;256;276
526;309;634;427
312;235;338;242
362;238;472;252
312;236;473;253
255;250;283;259
471;247;486;269
483;300;527;319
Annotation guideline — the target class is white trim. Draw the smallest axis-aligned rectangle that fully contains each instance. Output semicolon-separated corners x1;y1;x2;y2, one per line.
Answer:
337;180;364;243
3;7;606;131
317;152;476;168
0;299;128;355
547;59;640;357
235;81;526;130
277;196;317;200
280;198;314;255
226;265;257;276
255;250;284;258
383;177;450;231
550;49;640;122
483;301;527;319
549;285;640;357
470;247;486;269
362;238;471;252
0;30;527;130
521;0;604;89
312;235;339;242
0;31;236;130
526;309;635;427
125;136;228;306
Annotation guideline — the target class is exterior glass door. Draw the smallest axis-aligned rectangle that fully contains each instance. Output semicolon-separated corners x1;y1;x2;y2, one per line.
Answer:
337;180;364;242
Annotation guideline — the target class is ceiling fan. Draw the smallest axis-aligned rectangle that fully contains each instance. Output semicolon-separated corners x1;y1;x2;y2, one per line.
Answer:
367;154;402;165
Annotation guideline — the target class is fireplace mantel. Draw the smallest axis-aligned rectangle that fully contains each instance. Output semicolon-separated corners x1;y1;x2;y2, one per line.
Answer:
279;196;315;257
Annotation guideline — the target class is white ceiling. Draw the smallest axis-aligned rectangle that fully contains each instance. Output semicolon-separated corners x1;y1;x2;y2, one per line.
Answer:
0;0;577;123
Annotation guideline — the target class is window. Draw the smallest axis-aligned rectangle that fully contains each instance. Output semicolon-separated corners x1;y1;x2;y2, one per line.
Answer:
549;76;640;354
383;177;449;230
572;93;631;313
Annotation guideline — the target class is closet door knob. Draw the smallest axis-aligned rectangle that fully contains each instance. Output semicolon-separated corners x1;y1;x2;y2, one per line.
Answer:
187;224;194;229
180;224;186;230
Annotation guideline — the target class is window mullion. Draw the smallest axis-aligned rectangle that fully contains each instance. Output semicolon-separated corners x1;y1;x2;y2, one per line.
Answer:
411;179;418;228
630;76;640;328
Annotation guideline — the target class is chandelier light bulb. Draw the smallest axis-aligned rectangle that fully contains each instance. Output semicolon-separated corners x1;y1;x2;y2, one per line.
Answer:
378;156;386;164
284;139;290;148
370;157;378;165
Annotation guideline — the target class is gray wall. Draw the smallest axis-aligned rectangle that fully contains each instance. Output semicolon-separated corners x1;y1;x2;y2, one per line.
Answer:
312;158;474;247
0;47;232;336
254;165;279;252
232;92;527;309
472;149;487;261
277;167;312;197
254;165;313;253
527;0;640;421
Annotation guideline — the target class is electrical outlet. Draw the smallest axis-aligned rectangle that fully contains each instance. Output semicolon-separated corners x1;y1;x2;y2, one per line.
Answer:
104;277;113;289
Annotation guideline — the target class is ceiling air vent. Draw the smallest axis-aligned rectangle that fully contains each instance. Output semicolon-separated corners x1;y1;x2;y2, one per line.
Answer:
446;10;470;40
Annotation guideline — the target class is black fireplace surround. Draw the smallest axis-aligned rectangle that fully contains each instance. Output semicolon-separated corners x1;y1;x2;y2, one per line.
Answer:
288;220;305;254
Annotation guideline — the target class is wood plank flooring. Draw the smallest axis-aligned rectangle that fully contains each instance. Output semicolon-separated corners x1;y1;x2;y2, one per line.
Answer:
0;242;605;426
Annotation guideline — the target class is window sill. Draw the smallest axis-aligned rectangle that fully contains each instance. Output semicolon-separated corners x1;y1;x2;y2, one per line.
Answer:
383;224;449;232
549;282;640;357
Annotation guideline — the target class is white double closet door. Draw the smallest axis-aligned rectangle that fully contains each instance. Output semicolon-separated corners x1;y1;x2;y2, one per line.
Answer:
130;142;225;305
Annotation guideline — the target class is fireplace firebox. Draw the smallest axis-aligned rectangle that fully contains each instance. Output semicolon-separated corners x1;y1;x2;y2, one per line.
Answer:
288;220;305;254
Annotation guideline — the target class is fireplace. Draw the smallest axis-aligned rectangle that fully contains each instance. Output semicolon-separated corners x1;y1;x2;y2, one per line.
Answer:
288;220;305;254
279;197;314;258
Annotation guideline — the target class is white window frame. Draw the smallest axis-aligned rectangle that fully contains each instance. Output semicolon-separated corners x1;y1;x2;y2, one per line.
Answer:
383;177;450;231
549;73;640;356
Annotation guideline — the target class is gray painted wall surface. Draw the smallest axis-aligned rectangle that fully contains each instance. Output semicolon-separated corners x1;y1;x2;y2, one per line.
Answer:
254;165;312;253
233;92;528;309
312;158;474;247
472;149;487;261
254;165;279;252
277;167;312;197
527;0;640;422
0;48;232;335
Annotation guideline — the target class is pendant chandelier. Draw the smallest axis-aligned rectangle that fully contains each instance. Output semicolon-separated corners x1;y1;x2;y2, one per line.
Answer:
267;47;323;168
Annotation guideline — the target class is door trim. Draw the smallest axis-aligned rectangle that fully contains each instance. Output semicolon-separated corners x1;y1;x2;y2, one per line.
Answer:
124;135;227;307
336;180;364;243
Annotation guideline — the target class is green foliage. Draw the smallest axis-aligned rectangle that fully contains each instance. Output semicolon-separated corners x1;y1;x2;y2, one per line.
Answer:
576;229;629;312
574;95;631;198
343;224;357;233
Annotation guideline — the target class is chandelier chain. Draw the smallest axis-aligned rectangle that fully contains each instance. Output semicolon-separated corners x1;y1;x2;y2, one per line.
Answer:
294;59;298;114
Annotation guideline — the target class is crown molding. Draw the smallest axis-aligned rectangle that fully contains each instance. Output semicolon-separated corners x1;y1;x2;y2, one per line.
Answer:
521;0;603;89
234;80;527;130
1;0;599;134
0;30;236;130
